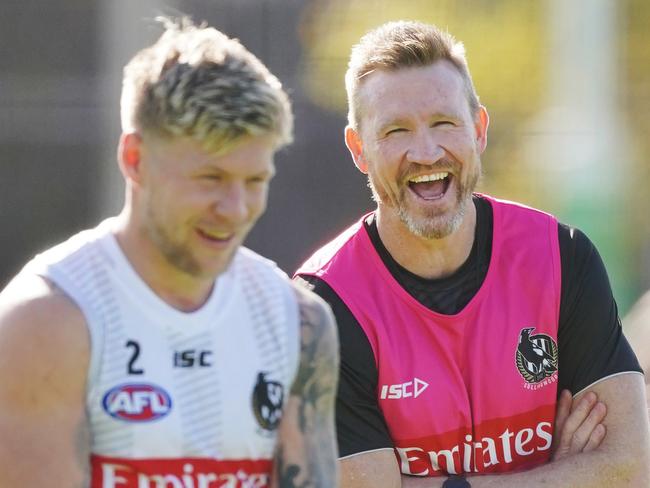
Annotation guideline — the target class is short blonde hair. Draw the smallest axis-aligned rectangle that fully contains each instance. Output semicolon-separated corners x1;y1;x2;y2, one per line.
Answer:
121;17;293;153
345;21;480;130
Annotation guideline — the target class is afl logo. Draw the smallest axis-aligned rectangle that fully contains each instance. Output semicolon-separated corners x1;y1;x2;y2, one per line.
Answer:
516;327;558;384
102;383;172;422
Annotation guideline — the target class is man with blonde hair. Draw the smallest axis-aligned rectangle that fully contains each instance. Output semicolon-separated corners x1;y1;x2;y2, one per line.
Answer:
0;18;338;487
296;21;648;487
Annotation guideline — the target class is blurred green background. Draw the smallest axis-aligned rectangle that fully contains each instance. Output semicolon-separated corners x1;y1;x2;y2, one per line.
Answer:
299;0;650;313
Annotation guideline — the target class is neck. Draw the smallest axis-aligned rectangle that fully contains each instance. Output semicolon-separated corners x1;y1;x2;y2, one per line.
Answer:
375;201;477;280
111;210;215;312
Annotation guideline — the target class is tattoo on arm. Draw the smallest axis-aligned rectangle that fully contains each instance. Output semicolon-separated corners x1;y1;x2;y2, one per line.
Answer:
275;286;339;487
276;446;311;488
292;288;338;424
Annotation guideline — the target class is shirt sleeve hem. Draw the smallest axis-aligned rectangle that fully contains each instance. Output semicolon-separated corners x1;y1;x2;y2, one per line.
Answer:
573;370;644;397
339;447;395;461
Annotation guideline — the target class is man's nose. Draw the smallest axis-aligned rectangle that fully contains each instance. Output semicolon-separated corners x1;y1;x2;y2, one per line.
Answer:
214;182;248;221
406;131;444;165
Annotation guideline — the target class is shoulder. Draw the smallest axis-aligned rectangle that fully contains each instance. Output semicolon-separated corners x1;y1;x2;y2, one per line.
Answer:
24;219;112;270
556;221;613;319
236;246;280;268
483;195;559;244
290;281;338;345
295;274;339;304
557;223;608;300
557;223;596;264
289;281;339;386
0;272;87;332
485;195;553;215
294;277;371;366
295;216;368;276
0;273;90;486
0;272;90;455
483;195;557;222
0;272;90;371
234;247;294;286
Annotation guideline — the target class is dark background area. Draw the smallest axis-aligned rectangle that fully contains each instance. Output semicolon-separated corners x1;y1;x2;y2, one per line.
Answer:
0;0;370;284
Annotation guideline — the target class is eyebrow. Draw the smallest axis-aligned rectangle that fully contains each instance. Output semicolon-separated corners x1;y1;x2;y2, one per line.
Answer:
193;165;275;179
254;167;276;179
377;112;462;133
377;117;411;134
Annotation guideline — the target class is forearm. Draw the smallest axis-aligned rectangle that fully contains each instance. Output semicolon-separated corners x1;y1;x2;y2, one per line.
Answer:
400;450;647;487
469;448;647;487
400;474;443;488
273;396;338;488
403;376;650;488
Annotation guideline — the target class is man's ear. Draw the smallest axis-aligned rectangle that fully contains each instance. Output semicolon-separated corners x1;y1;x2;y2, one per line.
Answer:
117;132;143;183
344;125;368;174
474;105;489;154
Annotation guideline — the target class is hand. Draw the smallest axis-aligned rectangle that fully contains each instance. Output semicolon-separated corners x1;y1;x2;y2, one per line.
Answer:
551;389;607;461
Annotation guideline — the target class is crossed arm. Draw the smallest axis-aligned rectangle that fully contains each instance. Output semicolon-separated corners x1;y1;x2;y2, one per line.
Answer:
272;283;340;488
341;374;650;487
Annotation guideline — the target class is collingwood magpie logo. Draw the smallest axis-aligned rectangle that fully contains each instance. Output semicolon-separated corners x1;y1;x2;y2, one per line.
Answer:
516;327;558;384
252;372;284;431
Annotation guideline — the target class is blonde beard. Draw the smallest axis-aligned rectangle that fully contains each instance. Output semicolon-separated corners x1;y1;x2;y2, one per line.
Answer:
397;197;470;239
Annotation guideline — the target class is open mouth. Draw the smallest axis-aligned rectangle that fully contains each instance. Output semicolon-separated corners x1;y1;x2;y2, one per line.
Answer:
407;172;451;200
196;228;234;243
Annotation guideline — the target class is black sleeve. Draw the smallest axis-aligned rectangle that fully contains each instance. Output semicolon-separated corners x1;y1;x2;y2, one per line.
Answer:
557;224;643;395
295;275;394;457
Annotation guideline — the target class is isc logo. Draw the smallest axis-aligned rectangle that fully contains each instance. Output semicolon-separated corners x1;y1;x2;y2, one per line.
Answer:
380;378;429;400
102;383;172;422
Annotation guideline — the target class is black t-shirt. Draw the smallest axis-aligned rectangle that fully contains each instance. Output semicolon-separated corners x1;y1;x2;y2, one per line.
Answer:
298;195;642;457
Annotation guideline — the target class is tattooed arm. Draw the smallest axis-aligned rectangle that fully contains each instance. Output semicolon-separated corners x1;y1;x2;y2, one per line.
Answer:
0;274;90;487
272;283;340;488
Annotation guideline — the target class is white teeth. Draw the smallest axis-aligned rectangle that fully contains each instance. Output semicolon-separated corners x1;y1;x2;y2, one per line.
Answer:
201;229;231;240
409;172;449;183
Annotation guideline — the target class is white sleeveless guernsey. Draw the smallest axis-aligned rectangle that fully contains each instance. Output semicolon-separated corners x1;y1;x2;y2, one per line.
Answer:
23;219;300;488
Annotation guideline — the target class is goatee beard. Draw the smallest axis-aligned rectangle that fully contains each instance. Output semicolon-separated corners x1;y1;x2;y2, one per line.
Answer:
397;193;470;239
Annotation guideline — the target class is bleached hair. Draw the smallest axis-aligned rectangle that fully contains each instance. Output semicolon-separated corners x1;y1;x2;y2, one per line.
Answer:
121;17;293;152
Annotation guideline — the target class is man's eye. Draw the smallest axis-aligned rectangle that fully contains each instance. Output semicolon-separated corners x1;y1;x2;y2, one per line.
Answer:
201;174;222;181
433;121;454;127
247;177;266;185
386;127;406;135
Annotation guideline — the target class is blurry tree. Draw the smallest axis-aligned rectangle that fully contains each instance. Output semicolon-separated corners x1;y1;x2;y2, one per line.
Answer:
623;0;650;295
298;0;650;312
298;0;547;209
300;0;544;118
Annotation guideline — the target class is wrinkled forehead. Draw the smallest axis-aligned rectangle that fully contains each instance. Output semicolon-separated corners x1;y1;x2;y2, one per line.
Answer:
356;61;471;128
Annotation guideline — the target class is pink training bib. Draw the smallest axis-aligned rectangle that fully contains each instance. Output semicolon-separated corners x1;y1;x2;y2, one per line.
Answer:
297;195;561;476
